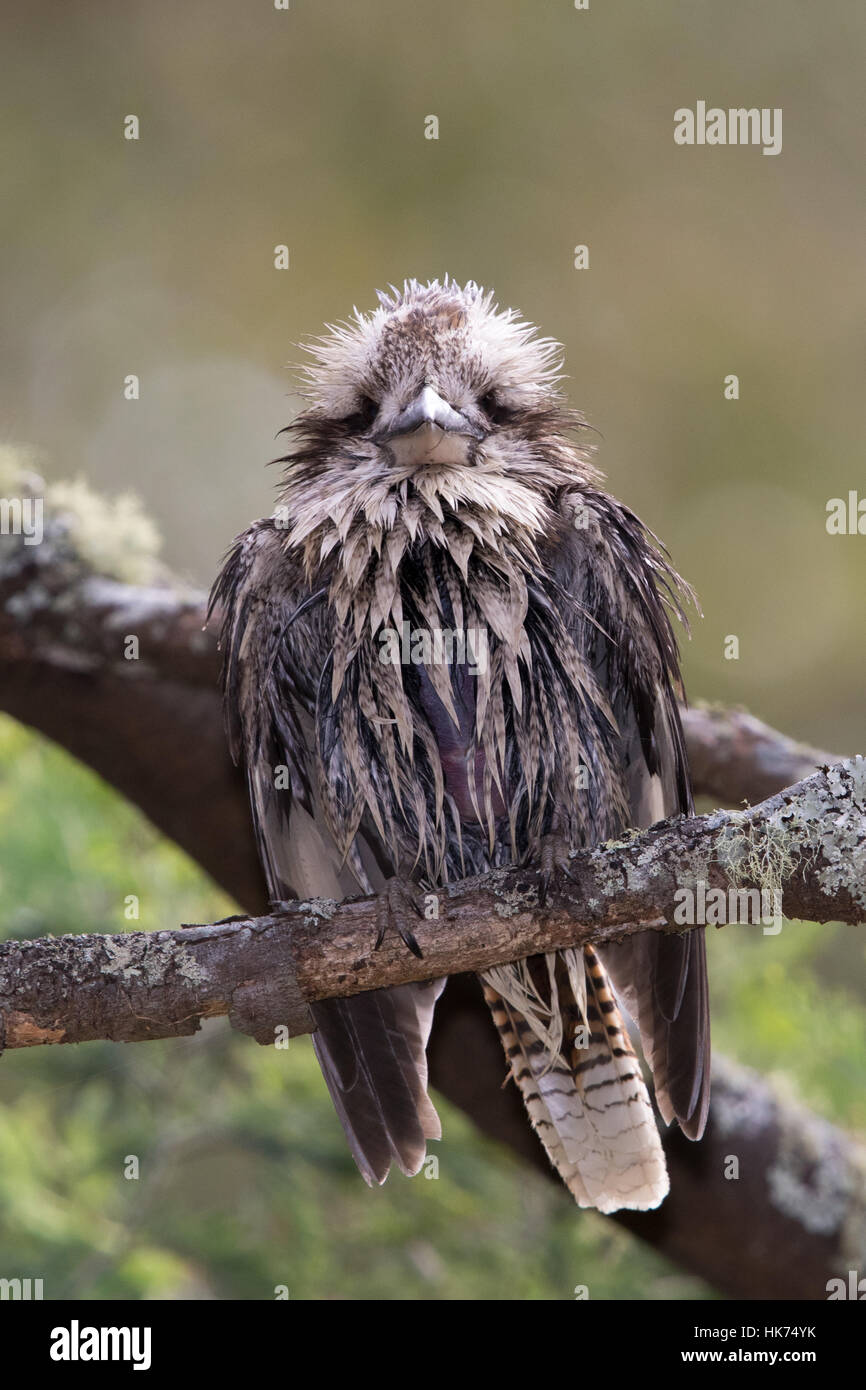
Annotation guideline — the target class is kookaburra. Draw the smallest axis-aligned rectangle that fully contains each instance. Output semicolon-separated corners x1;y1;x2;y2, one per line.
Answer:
211;278;710;1212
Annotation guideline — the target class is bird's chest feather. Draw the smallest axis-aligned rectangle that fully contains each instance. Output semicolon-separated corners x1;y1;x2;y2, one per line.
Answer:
410;636;507;825
315;540;625;882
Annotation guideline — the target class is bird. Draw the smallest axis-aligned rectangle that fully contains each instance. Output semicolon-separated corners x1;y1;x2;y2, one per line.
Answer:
210;277;710;1213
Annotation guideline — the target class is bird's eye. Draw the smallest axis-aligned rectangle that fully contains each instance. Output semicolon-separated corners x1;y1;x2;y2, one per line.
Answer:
480;390;512;425
345;395;378;430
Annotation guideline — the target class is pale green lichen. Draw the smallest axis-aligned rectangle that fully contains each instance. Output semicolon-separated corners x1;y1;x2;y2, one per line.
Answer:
811;759;866;912
493;883;538;919
688;758;865;918
716;818;797;901
593;828;712;903
0;444;165;587
724;757;866;914
293;898;337;930
49;478;163;585
102;934;206;987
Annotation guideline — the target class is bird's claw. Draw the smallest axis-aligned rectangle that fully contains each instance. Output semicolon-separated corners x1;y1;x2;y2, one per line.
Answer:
537;833;575;908
374;877;424;958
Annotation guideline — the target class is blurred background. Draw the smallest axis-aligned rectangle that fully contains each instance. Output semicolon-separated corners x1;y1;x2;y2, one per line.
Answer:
0;0;863;1298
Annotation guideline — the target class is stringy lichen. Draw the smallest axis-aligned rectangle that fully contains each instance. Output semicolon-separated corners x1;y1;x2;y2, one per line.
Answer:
715;819;797;903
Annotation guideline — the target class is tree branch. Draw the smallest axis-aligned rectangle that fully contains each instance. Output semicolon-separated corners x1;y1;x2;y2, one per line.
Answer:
680;703;841;807
1;758;863;1051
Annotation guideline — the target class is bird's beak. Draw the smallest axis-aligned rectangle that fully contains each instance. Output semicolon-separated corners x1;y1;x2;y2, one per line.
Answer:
378;386;482;465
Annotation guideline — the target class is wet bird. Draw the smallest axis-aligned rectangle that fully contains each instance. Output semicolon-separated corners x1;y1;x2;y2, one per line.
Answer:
211;278;710;1212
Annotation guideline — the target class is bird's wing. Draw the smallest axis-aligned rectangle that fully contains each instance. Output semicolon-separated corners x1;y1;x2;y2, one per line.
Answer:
552;493;711;1140
210;520;442;1183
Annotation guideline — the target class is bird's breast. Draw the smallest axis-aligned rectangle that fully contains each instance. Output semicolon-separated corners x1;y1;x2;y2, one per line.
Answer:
413;658;507;824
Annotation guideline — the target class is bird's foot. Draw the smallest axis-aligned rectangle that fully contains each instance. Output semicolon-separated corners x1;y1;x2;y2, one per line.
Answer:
374;876;424;959
537;833;576;908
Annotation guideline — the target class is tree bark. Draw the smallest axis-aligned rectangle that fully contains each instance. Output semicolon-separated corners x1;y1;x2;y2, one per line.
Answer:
681;703;842;807
1;758;863;1052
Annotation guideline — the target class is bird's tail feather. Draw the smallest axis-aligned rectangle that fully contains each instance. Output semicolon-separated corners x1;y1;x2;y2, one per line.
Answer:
311;979;444;1185
481;944;669;1212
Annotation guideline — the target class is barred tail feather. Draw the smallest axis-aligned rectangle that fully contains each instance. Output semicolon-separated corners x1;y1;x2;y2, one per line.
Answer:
481;944;669;1213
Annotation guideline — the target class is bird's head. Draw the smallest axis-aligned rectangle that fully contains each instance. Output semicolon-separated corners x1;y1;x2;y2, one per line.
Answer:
277;279;598;576
295;277;567;467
